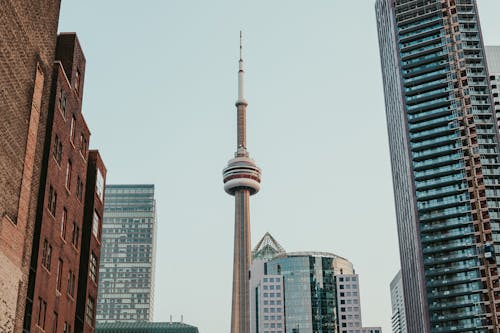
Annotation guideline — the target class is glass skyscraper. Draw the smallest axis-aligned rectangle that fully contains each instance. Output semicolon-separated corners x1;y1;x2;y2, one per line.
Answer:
376;1;500;331
96;184;157;322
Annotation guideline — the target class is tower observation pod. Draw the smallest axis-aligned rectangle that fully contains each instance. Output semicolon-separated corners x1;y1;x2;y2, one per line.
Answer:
222;32;261;333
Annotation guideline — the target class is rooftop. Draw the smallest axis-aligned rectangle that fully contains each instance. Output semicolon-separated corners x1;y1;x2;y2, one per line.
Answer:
96;322;199;333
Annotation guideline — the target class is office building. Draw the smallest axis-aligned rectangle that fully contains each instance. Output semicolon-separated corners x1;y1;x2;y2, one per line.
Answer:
0;1;61;330
97;184;157;322
250;234;382;333
486;46;500;128
390;271;407;333
95;321;199;333
22;33;107;333
376;0;500;331
222;33;262;333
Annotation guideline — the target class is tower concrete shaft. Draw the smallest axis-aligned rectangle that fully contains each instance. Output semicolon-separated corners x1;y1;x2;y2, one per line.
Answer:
223;32;261;333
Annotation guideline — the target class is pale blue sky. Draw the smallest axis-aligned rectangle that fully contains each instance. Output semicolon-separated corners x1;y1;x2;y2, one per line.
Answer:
58;1;500;332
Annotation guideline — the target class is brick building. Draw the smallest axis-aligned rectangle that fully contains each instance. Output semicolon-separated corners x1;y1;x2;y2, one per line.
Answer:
0;1;62;331
23;33;107;333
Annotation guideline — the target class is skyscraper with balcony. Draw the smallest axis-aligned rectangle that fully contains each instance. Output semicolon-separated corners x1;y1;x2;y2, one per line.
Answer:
97;185;157;322
485;46;500;128
376;0;500;331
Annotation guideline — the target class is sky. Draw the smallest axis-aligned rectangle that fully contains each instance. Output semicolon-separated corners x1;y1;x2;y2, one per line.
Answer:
58;1;500;332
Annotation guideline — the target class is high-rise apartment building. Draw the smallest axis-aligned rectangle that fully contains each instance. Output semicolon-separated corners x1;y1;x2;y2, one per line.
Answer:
376;0;500;331
97;184;157;322
22;33;107;333
390;271;407;333
486;46;500;128
250;234;381;333
0;2;61;330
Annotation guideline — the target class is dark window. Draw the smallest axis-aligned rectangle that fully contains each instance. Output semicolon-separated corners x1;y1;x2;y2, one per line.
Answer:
65;160;72;190
72;222;80;249
52;312;58;333
67;270;75;297
37;297;47;329
85;296;95;327
53;135;63;165
56;259;63;291
48;186;57;216
70;115;76;144
89;252;97;283
41;240;52;271
76;176;84;201
58;87;67;117
61;208;67;240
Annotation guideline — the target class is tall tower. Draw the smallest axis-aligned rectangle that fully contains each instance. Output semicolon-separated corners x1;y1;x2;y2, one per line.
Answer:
223;32;262;333
376;0;500;331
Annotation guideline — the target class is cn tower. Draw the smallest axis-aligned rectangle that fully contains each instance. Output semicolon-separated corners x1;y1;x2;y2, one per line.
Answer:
223;32;261;333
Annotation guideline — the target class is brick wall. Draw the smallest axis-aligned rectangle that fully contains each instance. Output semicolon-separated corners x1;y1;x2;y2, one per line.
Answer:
0;1;61;331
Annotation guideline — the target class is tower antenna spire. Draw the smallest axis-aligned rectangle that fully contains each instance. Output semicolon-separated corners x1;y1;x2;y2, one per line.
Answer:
237;31;246;104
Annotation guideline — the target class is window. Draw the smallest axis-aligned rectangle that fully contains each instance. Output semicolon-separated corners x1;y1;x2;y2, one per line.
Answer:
61;208;67;240
89;252;97;283
53;135;63;165
76;176;84;201
67;270;75;297
80;133;88;157
85;296;95;327
63;321;71;333
48;186;57;216
52;312;58;333
72;222;80;249
65;160;72;190
41;240;52;270
70;115;76;144
75;69;81;94
58;87;67;117
37;297;47;329
56;259;63;291
92;211;100;240
96;169;104;201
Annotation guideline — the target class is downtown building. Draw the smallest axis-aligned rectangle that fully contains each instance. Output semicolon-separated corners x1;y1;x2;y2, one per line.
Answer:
97;184;157;322
250;233;381;333
376;0;500;331
485;46;500;129
0;1;62;331
22;33;107;333
390;271;407;333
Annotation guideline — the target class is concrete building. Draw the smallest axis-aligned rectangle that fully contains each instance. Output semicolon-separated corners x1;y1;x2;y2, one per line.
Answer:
486;46;500;129
96;322;199;333
376;0;500;331
222;32;262;333
0;1;61;331
390;271;406;333
22;33;107;333
250;234;381;333
97;184;157;322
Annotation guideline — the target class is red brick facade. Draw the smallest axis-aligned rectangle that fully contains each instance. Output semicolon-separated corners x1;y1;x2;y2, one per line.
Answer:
76;151;106;333
0;1;61;331
24;34;106;333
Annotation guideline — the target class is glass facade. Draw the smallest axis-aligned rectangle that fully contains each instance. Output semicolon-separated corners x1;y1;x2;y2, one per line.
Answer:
97;184;156;322
376;0;500;331
266;253;355;333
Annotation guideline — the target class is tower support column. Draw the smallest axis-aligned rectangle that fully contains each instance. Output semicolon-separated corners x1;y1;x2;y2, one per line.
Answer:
231;189;251;333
